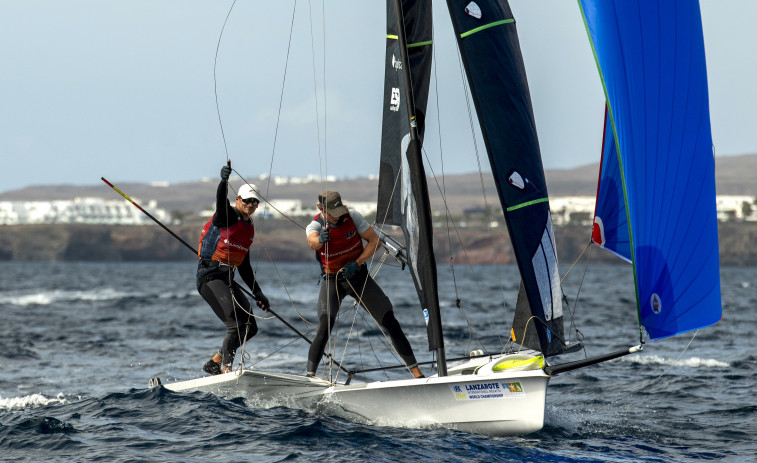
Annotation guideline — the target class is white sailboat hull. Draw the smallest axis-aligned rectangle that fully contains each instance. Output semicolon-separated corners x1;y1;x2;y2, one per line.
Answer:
162;354;549;436
319;369;548;435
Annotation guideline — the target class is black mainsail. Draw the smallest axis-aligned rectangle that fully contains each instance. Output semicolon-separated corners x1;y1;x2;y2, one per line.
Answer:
376;0;447;373
444;0;566;356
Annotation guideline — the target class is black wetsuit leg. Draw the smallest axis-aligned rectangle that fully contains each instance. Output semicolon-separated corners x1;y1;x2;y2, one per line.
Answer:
350;270;418;367
306;276;344;374
198;277;258;367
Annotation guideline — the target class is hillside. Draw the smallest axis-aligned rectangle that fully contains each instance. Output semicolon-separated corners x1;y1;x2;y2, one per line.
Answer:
1;153;755;265
1;154;755;217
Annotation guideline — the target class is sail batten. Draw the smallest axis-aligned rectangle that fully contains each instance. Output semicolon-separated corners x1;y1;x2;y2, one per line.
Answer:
459;18;514;38
506;197;550;212
385;34;433;48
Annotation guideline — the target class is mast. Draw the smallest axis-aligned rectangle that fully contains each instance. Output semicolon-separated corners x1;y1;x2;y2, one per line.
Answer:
382;0;446;376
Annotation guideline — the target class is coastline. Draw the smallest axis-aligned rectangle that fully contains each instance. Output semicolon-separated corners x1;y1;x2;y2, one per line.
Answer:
2;221;755;266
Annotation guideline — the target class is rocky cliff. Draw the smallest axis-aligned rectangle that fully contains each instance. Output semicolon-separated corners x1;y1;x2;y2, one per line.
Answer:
2;221;755;266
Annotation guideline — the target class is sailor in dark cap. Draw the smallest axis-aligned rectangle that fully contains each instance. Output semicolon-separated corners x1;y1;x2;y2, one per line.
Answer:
305;190;423;379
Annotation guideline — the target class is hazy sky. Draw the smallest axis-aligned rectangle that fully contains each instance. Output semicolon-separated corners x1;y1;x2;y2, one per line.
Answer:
2;1;755;194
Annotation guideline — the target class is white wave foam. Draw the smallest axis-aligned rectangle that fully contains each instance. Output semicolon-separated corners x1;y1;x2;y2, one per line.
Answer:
4;288;132;306
0;392;67;411
622;355;729;368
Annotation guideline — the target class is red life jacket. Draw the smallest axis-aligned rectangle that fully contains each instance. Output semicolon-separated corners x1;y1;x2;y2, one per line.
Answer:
315;213;363;274
197;213;254;267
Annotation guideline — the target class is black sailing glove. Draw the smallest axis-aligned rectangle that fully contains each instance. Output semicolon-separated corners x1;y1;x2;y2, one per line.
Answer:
220;165;232;181
341;261;359;280
319;227;330;243
253;290;270;312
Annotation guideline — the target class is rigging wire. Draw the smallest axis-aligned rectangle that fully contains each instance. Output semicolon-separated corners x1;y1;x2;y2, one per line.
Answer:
308;0;324;183
341;275;414;376
320;0;328;184
561;241;593;348
262;0;298;204
227;171;314;327
420;153;489;353
629;330;700;392
213;0;237;159
453;46;512;350
310;1;336;380
427;6;473;355
210;0;246;371
210;1;311;371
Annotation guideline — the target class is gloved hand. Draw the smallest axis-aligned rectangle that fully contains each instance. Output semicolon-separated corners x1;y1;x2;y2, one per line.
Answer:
341;261;359;280
253;290;270;312
220;165;232;181
318;227;330;243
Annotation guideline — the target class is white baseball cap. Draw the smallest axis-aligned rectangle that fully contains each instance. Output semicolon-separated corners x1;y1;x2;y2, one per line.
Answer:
237;184;260;201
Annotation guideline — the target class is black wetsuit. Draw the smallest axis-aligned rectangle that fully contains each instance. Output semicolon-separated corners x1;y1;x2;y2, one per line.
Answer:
196;180;262;367
306;260;418;375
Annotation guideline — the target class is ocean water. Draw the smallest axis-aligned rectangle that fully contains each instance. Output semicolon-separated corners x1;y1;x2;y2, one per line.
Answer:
1;261;755;462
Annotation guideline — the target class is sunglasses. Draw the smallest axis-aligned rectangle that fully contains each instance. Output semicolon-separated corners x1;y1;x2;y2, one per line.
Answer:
241;198;259;206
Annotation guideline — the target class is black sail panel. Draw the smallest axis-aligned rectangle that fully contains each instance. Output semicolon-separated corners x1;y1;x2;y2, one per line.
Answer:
377;0;433;226
376;0;443;353
444;0;566;355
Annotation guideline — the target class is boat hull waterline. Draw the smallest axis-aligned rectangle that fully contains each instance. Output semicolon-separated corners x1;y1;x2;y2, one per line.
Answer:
162;356;549;436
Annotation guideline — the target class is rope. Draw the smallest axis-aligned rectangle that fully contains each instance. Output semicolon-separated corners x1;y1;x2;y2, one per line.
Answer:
629;330;699;392
341;270;415;375
307;0;325;185
213;0;237;159
210;0;243;371
229;169;306;230
564;242;593;348
262;0;298;201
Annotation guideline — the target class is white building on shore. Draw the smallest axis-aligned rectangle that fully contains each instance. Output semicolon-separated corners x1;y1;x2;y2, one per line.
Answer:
549;195;757;225
0;198;171;225
2;195;754;226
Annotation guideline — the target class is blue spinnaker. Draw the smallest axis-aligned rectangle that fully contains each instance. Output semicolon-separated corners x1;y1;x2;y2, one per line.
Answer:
592;106;630;262
580;0;721;340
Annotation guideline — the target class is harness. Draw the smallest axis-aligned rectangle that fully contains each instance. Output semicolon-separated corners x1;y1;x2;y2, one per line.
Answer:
314;213;363;274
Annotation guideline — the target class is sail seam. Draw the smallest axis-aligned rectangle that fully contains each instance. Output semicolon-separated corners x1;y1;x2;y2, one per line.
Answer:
459;19;514;39
386;35;432;48
506;197;549;212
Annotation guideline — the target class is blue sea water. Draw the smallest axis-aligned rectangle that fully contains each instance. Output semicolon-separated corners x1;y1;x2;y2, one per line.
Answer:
1;261;755;462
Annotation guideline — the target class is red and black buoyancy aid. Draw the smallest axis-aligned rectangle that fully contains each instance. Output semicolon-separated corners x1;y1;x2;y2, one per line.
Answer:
197;213;254;267
314;213;363;274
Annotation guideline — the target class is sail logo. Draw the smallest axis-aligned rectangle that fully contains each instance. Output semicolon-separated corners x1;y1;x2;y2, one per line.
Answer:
390;87;400;112
650;293;662;314
508;170;526;190
465;2;482;19
449;381;525;400
392;54;402;71
592;216;606;246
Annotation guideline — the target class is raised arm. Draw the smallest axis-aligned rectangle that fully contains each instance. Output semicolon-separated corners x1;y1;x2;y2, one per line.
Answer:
211;179;237;227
